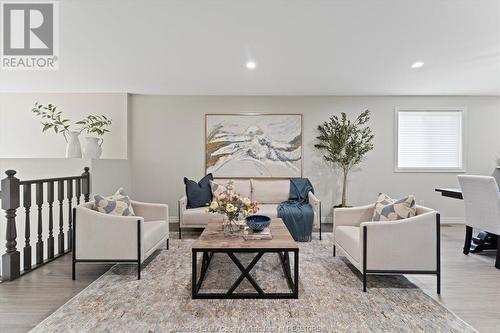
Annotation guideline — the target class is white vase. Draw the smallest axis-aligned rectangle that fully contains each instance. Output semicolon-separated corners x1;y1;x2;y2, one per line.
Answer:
65;131;82;158
83;137;103;159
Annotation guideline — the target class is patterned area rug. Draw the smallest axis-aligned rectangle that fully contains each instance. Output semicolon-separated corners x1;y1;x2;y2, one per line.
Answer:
32;234;476;332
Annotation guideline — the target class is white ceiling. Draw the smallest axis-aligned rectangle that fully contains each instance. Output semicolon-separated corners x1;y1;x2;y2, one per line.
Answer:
1;0;499;95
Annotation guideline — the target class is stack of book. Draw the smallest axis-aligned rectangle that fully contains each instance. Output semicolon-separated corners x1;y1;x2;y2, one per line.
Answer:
243;227;273;240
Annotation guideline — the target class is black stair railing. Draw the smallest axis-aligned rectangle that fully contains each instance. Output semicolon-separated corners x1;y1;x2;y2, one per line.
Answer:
0;167;90;281
23;183;31;271
57;180;65;255
35;182;44;265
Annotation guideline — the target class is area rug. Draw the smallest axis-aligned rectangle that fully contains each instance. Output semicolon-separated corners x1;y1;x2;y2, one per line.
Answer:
31;234;476;333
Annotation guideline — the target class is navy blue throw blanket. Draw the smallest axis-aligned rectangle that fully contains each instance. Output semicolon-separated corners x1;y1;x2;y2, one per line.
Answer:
278;178;314;242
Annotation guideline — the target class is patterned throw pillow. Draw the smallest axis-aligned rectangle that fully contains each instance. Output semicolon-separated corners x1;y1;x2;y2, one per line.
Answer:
372;193;416;221
94;188;135;216
210;180;229;198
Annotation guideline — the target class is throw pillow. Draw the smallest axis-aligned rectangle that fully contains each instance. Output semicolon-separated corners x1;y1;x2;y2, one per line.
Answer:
372;193;416;221
94;188;135;216
184;174;213;208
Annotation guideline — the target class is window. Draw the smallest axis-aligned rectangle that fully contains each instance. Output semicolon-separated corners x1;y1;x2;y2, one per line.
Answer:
396;108;464;172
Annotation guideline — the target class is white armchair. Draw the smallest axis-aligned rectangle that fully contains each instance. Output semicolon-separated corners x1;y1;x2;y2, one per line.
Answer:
333;204;440;293
458;175;500;269
73;200;169;280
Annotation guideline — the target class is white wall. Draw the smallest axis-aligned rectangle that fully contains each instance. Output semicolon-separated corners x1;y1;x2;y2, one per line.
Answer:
129;95;500;223
91;159;131;195
0;93;128;159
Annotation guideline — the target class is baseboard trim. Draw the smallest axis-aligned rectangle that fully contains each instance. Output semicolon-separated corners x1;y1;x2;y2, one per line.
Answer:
321;216;333;224
440;217;465;224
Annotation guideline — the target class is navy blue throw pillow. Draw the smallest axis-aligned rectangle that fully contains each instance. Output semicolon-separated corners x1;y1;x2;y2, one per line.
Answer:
184;174;213;209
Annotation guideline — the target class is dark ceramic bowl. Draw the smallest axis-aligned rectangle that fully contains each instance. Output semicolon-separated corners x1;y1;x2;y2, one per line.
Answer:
245;215;271;231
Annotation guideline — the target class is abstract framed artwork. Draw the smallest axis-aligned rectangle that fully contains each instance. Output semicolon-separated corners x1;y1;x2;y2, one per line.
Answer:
205;113;303;178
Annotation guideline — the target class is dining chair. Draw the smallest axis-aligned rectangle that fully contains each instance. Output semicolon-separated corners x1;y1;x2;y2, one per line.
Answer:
457;175;500;269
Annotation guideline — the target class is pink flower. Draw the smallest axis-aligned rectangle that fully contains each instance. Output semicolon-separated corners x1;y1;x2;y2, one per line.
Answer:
218;194;226;200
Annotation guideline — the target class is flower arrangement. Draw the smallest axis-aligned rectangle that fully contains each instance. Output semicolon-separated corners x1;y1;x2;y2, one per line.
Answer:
206;182;258;234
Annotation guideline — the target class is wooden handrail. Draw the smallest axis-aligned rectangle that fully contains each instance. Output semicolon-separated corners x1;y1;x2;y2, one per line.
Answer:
19;175;87;185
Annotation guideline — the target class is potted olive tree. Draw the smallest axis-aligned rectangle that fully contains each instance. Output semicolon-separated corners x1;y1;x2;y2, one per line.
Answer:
314;110;374;207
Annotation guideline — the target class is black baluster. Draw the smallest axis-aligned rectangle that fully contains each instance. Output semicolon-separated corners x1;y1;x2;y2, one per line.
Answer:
57;180;64;255
82;167;90;202
47;181;55;259
23;184;32;271
35;182;44;265
67;179;73;250
1;170;21;281
75;178;81;205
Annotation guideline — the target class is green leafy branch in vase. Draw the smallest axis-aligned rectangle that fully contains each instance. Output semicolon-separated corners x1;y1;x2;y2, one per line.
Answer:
76;115;112;136
32;102;112;140
32;102;71;142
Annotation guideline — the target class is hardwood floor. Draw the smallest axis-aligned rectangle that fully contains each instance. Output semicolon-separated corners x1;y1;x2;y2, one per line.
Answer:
407;224;500;333
0;256;112;333
1;225;499;333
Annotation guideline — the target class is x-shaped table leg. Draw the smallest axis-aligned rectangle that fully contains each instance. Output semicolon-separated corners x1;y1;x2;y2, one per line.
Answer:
192;249;298;299
279;251;294;290
227;252;265;295
194;251;213;293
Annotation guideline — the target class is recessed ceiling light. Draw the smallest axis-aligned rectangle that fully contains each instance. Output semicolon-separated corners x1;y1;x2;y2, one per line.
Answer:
411;61;424;69
246;61;257;69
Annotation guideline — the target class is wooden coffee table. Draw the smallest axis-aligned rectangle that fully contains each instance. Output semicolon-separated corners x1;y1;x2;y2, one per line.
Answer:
191;218;299;299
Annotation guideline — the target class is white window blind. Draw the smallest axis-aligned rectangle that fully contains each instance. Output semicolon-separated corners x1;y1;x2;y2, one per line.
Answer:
396;109;464;171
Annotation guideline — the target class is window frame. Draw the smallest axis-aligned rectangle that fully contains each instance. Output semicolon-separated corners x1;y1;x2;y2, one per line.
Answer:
394;106;466;173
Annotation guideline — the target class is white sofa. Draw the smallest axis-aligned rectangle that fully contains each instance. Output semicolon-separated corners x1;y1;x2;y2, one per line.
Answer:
333;204;440;293
179;178;321;239
73;200;169;280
